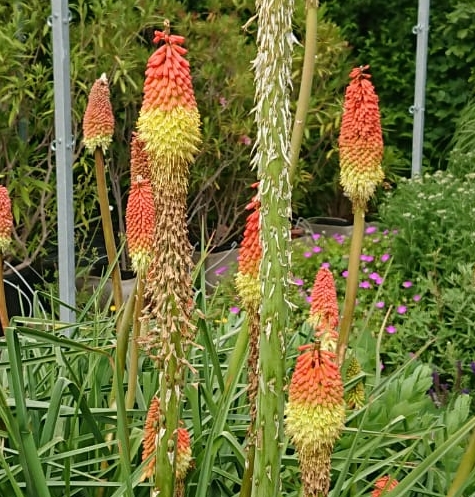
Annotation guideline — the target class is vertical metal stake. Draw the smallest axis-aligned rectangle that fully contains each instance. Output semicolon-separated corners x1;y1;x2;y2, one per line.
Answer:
50;0;76;328
411;0;430;177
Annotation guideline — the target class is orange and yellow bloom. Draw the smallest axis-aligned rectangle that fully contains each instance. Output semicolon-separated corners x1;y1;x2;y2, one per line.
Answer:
339;65;384;210
0;186;12;254
285;344;345;496
83;74;115;153
372;475;399;496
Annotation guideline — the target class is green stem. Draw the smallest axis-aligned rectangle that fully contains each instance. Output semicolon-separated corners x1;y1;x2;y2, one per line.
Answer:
125;275;144;409
154;322;183;496
252;0;293;494
289;0;319;184
446;426;475;497
94;147;123;316
0;254;9;331
337;207;365;366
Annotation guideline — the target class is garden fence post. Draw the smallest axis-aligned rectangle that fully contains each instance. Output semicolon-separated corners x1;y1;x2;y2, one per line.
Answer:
411;0;430;178
50;0;76;327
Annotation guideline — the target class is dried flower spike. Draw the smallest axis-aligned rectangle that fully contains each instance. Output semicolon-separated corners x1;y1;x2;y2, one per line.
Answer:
0;186;12;254
372;475;399;496
125;177;156;275
130;132;150;180
307;267;339;350
285;345;345;496
339;65;384;210
83;73;115;153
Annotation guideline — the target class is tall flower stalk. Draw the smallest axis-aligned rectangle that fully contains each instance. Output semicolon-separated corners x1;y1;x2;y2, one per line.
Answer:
83;74;123;314
0;186;13;331
251;0;294;495
337;66;384;366
136;22;201;496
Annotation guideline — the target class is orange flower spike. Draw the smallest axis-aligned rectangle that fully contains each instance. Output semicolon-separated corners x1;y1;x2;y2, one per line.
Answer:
285;345;345;496
339;65;384;210
0;186;13;254
130;132;150;180
308;267;339;349
83;73;115;153
141;396;160;481
176;426;192;480
137;28;201;177
235;183;261;312
371;475;399;497
125;178;156;276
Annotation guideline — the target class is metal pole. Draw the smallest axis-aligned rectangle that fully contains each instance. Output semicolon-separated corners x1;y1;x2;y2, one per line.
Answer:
50;0;76;326
410;0;430;177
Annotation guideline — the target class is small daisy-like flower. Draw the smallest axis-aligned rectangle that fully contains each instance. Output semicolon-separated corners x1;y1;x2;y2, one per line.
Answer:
371;475;399;496
359;281;371;289
402;281;413;288
304;251;312;258
365;226;377;234
230;306;240;314
321;262;331;269
312;233;321;241
0;186;13;254
342;270;349;278
83;73;115;153
375;301;385;309
313;246;322;253
386;325;397;334
293;278;304;286
369;272;380;281
381;253;391;262
413;294;421;302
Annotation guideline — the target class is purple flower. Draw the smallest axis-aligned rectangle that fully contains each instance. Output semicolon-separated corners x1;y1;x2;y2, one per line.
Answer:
305;295;312;304
321;262;330;269
375;276;384;285
386;325;397;334
397;305;407;314
365;226;377;234
312;233;321;241
230;306;240;314
312;246;322;253
293;278;304;286
383;229;389;235
392;229;399;234
402;281;413;288
360;254;374;262
369;272;381;281
219;96;228;107
342;270;349;278
214;266;228;276
375;301;385;309
413;294;421;302
359;280;371;289
381;253;391;262
333;234;345;244
304;251;312;258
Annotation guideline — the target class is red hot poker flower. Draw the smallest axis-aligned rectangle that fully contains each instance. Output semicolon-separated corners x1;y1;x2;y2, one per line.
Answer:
371;475;399;497
339;65;384;210
83;73;115;153
0;186;12;254
307;267;339;349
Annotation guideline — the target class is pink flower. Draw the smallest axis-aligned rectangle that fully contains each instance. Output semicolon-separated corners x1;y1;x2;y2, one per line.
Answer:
386;325;397;334
413;294;421;302
381;253;390;262
239;135;252;146
360;254;374;262
402;281;413;288
369;272;380;281
375;301;385;309
359;280;371;289
375;276;384;285
342;270;349;278
305;296;312;303
312;246;322;253
293;278;304;286
312;233;321;241
397;305;407;314
321;262;330;269
230;306;240;314
365;226;377;234
219;96;228;107
304;251;312;258
214;266;228;276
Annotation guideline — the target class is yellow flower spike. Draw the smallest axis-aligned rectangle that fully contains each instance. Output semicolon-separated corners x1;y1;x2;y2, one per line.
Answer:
285;344;345;496
83;73;115;153
345;355;365;410
339;65;384;210
125;177;156;276
0;186;13;254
